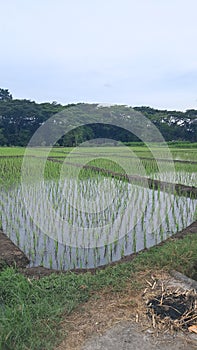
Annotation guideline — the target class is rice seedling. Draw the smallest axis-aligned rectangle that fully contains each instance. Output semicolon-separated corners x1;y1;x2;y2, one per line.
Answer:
0;146;196;270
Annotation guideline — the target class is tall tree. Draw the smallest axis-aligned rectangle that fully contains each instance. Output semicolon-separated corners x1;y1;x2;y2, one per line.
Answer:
0;88;12;101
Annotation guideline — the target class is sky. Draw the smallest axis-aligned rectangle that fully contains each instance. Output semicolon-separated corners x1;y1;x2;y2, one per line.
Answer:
0;0;197;111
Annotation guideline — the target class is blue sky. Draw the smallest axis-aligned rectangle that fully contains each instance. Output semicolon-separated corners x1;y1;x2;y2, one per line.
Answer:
1;0;197;110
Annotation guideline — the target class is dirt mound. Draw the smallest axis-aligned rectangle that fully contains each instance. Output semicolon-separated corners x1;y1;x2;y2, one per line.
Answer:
0;230;29;268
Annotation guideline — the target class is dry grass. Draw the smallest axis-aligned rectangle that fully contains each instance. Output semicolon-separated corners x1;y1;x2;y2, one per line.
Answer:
55;270;171;350
144;279;197;332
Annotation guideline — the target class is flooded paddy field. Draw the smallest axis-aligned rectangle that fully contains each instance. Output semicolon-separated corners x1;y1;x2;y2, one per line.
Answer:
0;145;196;271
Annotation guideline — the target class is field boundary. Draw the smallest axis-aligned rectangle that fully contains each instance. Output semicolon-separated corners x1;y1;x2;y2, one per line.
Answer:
1;153;197;165
47;157;197;198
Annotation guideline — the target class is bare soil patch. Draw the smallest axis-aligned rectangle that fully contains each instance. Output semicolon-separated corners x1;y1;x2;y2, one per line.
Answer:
0;230;29;268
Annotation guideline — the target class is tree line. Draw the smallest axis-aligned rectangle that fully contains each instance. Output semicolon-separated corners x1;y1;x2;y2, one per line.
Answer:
0;88;196;146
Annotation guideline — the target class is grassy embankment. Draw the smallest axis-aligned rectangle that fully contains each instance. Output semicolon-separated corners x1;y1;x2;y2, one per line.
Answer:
0;233;197;350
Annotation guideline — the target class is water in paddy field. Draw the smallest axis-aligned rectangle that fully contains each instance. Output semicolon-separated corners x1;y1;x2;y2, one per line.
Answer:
153;171;197;188
0;176;197;270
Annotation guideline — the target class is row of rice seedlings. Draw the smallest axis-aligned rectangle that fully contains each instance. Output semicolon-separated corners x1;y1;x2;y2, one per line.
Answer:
152;160;197;187
128;157;197;187
1;151;196;269
0;157;23;189
170;149;197;162
58;152;197;187
1;167;197;270
52;145;196;164
153;171;197;187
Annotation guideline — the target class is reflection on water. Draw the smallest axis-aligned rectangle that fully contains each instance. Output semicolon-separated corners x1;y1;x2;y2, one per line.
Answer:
0;177;196;270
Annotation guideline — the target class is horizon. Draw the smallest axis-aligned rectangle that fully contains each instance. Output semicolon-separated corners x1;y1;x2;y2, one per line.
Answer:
1;89;195;113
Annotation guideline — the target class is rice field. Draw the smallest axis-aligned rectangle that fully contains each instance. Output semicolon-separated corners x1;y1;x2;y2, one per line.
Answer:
0;145;197;270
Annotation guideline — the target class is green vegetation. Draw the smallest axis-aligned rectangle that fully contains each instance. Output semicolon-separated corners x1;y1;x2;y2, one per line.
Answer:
0;233;197;350
0;146;196;271
1;145;196;189
0;88;197;146
0;144;196;349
